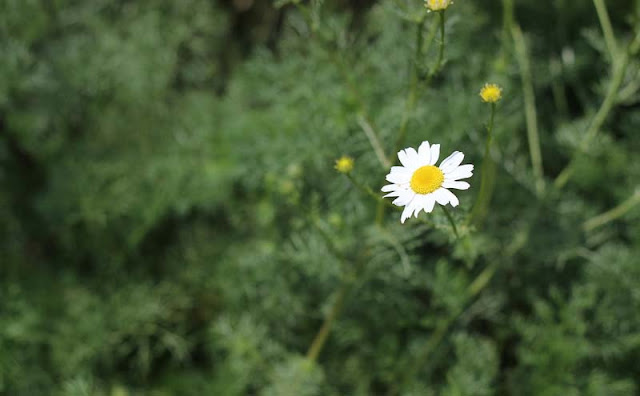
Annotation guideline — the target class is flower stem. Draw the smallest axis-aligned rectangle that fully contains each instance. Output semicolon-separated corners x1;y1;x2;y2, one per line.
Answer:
553;31;640;191
306;282;349;362
486;103;496;168
394;255;499;394
593;0;618;61
356;114;390;169
440;205;459;238
432;10;446;77
468;103;497;225
392;16;428;157
346;173;394;209
512;25;545;196
392;10;446;159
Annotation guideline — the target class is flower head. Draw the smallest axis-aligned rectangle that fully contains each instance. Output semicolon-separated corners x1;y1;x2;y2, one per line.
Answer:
381;141;473;223
479;83;502;103
334;156;354;174
425;0;452;11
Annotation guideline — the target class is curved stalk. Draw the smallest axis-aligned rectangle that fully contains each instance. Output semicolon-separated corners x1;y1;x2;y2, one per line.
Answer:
306;283;349;362
440;205;459;238
553;32;640;190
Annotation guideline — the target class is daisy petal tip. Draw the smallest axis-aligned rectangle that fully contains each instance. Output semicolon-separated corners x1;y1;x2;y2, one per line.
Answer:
381;184;394;192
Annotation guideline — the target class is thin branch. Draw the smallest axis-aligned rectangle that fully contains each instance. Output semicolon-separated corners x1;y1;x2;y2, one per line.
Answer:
357;114;390;168
554;32;640;190
583;189;640;232
306;282;349;361
512;25;545;196
593;0;619;61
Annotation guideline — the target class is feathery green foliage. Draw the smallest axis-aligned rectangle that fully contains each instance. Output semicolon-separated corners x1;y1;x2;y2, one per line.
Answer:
1;0;640;394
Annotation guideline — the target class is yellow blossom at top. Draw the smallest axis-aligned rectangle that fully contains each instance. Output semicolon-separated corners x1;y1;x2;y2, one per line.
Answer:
479;83;503;103
425;0;452;11
334;156;354;174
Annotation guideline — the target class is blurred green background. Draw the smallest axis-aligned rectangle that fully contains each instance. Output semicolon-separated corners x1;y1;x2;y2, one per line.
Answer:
2;0;640;395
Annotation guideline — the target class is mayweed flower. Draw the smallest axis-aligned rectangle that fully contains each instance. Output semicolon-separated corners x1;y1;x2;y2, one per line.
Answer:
479;83;503;103
425;0;452;11
382;141;473;223
334;156;354;174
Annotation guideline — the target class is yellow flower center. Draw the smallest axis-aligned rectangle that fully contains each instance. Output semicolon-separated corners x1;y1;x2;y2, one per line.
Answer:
410;165;444;194
480;83;503;103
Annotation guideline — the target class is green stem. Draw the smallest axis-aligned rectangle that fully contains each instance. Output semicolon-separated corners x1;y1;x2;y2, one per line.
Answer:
468;103;496;225
486;104;496;166
393;316;455;394
356;114;390;168
346;173;394;209
433;10;446;77
501;0;514;46
395;255;498;394
392;16;428;157
593;0;618;61
467;262;499;297
392;11;446;159
553;32;640;191
583;189;640;232
375;200;386;226
306;282;349;362
440;205;459;238
512;25;545;195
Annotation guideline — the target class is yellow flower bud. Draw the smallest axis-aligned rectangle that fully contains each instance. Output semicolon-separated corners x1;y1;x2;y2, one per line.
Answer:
425;0;452;11
334;156;354;174
479;83;503;103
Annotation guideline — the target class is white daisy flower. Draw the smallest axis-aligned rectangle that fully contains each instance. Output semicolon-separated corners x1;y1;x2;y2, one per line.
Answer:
381;141;474;223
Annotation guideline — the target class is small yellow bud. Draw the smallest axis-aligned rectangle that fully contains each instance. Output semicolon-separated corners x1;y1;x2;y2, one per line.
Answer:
334;156;354;174
425;0;452;11
479;83;503;103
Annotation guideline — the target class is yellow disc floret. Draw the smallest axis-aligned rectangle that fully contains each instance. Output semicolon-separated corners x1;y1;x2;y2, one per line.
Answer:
425;0;452;11
334;156;354;174
410;165;444;194
480;83;503;103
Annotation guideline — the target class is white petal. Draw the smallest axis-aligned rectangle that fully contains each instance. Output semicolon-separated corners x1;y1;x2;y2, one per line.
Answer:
381;184;396;192
383;190;403;198
423;194;436;213
429;144;440;165
386;172;411;184
439;188;459;207
442;180;470;190
418;141;431;164
402;194;424;223
401;201;414;223
390;166;410;174
398;150;411;168
393;191;415;206
405;147;420;167
439;151;464;173
412;195;426;217
432;188;451;205
445;164;474;181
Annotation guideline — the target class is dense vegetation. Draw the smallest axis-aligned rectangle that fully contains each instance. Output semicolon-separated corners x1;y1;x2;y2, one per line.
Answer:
1;0;640;394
